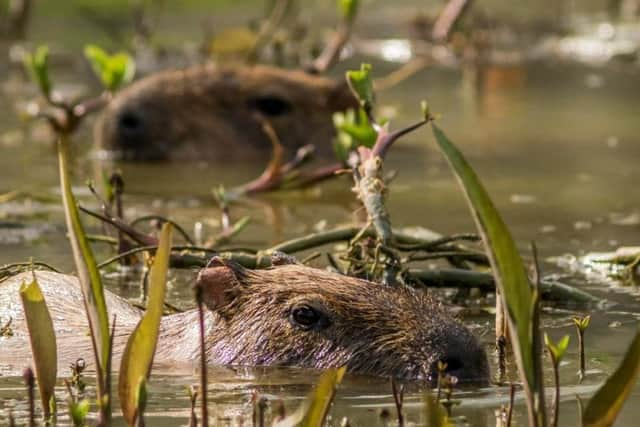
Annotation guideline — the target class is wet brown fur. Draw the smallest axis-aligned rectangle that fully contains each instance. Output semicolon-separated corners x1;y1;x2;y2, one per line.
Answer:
95;64;357;161
0;264;489;383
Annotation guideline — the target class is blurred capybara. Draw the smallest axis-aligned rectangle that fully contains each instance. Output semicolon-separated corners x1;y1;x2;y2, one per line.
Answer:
0;261;489;384
95;64;357;161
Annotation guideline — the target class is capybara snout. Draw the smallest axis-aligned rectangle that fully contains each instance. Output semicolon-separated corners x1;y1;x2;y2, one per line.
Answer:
96;64;358;161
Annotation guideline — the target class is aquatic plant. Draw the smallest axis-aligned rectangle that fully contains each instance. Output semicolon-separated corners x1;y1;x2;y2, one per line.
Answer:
432;122;547;426
118;223;173;425
84;45;135;92
23;43;134;136
19;272;57;422
582;329;640;427
544;334;570;427
573;315;591;381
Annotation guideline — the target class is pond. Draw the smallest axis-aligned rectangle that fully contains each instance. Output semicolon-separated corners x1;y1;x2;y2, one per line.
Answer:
1;0;640;425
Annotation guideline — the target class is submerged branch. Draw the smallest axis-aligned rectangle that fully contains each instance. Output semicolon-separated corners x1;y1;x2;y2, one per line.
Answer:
406;268;601;304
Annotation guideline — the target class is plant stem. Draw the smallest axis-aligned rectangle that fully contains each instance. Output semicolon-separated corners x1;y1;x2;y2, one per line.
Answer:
577;326;586;382
195;286;209;427
505;383;515;427
23;367;35;427
551;354;560;427
391;378;404;427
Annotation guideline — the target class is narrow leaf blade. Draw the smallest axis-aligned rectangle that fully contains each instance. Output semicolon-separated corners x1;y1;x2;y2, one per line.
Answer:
583;328;640;427
57;137;111;407
119;223;173;424
431;123;537;394
300;367;346;427
19;274;57;419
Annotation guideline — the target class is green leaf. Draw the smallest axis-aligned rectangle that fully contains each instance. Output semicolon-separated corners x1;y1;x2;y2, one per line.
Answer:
274;367;346;427
431;124;540;405
583;328;640;427
19;273;57;419
423;391;450;427
573;315;591;331
84;44;135;91
421;100;430;120
23;45;51;98
69;399;90;427
57;136;112;416
545;334;570;362
300;367;346;427
345;64;374;109
119;223;173;425
338;0;359;22
332;108;378;161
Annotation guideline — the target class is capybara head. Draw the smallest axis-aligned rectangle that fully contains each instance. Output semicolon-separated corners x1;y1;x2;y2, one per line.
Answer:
95;64;357;161
197;259;490;384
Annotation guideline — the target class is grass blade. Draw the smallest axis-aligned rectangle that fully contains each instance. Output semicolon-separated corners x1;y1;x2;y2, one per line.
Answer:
300;367;346;427
119;223;173;425
57;136;112;419
19;273;57;420
431;124;545;425
423;391;450;427
583;328;640;427
274;367;346;427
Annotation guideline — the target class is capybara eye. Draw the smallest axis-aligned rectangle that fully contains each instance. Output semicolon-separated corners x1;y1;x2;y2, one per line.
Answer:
290;304;330;331
248;95;293;117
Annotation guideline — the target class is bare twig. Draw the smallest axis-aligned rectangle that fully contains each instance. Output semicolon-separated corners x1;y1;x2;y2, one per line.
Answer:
431;0;474;42
23;367;35;427
194;284;209;427
7;0;32;39
391;378;405;427
79;205;158;247
247;0;293;62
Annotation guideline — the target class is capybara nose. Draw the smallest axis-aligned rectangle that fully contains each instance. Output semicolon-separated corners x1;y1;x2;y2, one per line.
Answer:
116;110;146;147
430;342;490;386
424;321;490;386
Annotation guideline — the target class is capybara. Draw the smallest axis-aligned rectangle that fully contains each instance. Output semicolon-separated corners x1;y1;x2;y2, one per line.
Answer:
0;261;489;384
95;65;357;161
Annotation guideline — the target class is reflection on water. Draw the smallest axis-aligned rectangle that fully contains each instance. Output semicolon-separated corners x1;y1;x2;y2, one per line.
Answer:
2;0;640;425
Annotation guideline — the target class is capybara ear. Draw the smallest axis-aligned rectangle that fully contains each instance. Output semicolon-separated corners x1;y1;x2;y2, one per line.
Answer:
195;257;244;311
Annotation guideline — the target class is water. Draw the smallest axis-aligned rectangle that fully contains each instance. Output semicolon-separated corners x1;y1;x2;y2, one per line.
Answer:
2;0;640;425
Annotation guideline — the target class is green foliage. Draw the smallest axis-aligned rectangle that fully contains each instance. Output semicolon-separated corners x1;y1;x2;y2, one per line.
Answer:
573;315;591;332
431;123;544;425
19;272;57;420
332;108;377;162
69;399;90;427
545;334;570;362
23;45;52;98
274;367;346;427
421;100;431;120
423;392;450;427
84;44;135;91
583;328;640;427
57;136;112;419
338;0;359;22
300;367;346;427
119;223;173;425
345;63;374;109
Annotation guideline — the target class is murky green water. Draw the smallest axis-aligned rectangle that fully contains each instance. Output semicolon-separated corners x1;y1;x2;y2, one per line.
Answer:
2;0;640;425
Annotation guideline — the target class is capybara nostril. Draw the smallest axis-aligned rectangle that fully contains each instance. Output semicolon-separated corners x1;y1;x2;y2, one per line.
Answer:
117;110;145;143
441;356;464;374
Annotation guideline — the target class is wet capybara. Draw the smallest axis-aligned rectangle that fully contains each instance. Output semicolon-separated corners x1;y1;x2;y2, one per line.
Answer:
0;261;489;384
95;64;357;161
